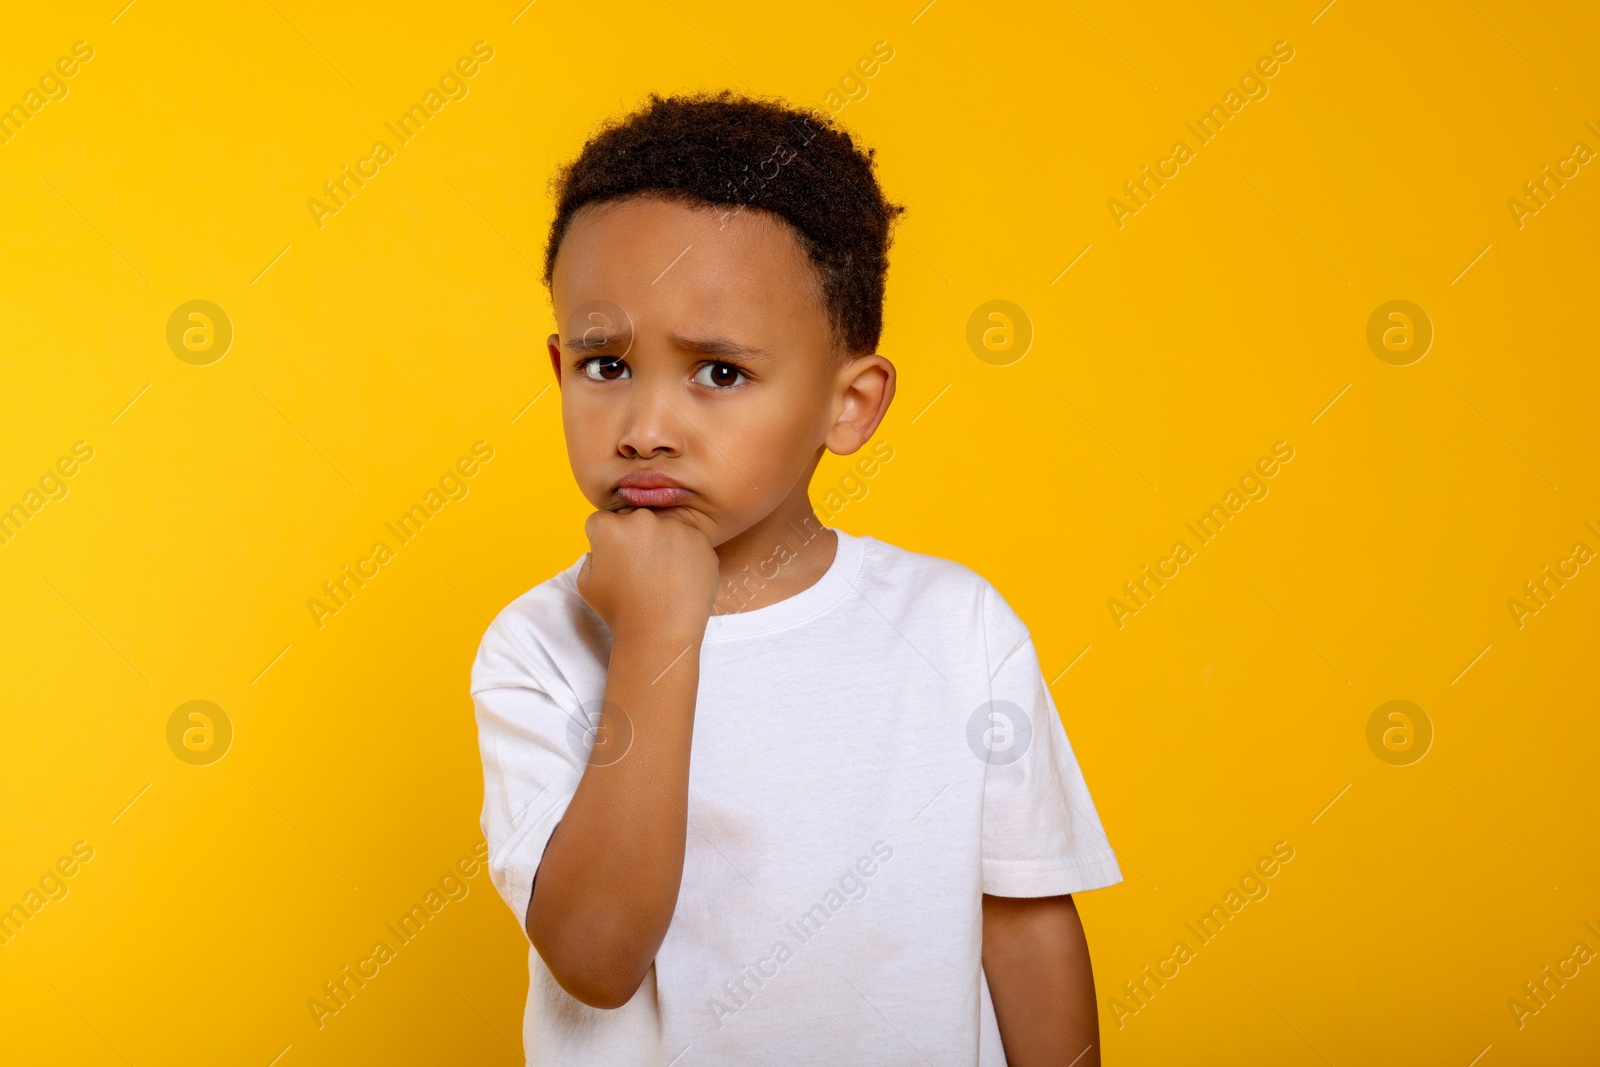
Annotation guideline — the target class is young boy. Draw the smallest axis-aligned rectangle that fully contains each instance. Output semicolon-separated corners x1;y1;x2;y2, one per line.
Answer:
472;90;1122;1066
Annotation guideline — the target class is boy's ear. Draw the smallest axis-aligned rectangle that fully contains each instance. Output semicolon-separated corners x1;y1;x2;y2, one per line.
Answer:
547;333;562;387
824;354;896;456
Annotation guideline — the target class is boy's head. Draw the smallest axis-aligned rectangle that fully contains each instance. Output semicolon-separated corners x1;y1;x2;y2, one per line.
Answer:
542;90;904;549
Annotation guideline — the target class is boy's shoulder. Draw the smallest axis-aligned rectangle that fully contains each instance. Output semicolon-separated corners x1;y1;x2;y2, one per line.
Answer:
857;531;989;593
855;532;1032;645
470;553;594;694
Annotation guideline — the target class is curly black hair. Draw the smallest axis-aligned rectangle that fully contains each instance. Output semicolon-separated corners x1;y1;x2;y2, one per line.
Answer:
542;89;905;356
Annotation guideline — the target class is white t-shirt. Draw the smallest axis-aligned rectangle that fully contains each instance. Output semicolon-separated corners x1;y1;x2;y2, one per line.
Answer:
471;525;1121;1066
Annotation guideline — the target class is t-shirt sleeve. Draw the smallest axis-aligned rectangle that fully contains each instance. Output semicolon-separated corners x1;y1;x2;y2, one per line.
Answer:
978;582;1123;898
471;615;587;943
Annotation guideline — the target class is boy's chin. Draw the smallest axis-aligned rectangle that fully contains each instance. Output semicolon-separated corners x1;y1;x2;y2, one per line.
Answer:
612;502;713;533
588;497;783;551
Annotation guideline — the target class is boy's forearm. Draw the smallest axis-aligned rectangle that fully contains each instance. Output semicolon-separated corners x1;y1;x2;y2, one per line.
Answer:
982;893;1102;1067
526;627;704;1009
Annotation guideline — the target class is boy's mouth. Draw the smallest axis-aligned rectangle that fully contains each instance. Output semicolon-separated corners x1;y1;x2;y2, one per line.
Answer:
614;470;692;508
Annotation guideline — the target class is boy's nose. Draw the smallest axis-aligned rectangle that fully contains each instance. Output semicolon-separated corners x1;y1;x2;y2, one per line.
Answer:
617;383;685;459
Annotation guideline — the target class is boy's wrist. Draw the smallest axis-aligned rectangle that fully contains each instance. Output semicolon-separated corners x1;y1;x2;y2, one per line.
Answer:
608;615;708;653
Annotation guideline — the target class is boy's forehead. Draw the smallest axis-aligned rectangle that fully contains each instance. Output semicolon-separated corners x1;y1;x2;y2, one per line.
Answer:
553;196;826;340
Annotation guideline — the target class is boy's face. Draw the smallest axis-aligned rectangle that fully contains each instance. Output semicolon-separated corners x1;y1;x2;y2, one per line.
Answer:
547;195;893;548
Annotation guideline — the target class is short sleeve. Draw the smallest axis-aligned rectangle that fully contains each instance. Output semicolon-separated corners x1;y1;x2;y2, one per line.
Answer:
472;618;587;942
978;584;1123;897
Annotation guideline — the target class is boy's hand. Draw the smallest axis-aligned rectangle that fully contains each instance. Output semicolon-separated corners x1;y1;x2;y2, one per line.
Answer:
532;506;715;1009
576;508;719;640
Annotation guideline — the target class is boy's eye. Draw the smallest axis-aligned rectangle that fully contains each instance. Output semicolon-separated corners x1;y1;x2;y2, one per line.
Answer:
578;357;630;381
692;362;747;389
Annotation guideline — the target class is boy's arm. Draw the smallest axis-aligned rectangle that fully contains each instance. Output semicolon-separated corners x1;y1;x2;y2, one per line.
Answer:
525;508;718;1010
982;892;1102;1067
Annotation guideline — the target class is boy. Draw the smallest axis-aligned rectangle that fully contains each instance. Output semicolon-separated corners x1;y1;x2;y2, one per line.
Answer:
472;90;1121;1065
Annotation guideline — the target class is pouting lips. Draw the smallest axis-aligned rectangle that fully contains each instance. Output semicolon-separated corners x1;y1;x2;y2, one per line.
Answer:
616;484;692;507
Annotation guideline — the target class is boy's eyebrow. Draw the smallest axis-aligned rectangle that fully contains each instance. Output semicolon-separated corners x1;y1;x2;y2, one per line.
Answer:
564;330;624;351
562;331;774;359
670;333;774;360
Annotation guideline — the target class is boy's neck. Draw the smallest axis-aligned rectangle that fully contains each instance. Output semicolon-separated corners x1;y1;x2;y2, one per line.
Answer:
710;498;838;617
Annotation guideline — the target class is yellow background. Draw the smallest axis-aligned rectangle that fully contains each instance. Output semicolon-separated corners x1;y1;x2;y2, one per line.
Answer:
3;0;1597;1062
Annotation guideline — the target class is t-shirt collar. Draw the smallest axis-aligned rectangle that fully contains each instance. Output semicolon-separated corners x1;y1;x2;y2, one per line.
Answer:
702;526;865;641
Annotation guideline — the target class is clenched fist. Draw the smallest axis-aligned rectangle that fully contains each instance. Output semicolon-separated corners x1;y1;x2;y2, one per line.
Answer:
576;508;720;642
